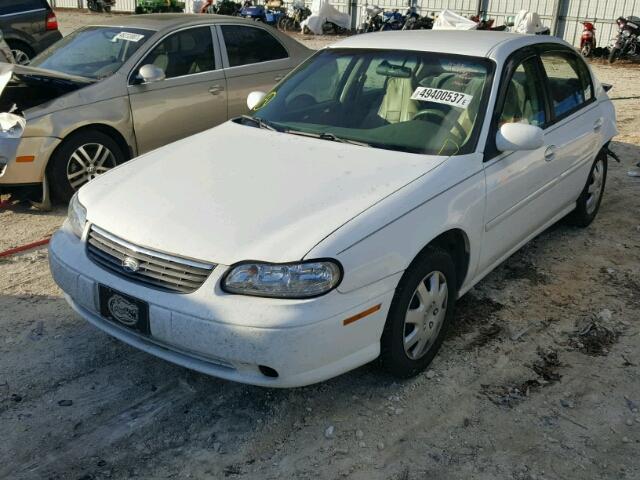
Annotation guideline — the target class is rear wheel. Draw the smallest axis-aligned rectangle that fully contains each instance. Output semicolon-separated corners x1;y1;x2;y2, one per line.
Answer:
49;130;125;203
7;41;33;65
380;247;457;378
567;152;607;227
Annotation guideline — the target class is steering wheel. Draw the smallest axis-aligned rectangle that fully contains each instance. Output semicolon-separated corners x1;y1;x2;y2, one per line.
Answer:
413;108;467;142
287;93;317;110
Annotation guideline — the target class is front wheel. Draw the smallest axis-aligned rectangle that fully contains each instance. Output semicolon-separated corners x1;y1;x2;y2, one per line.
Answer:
581;43;592;57
48;130;125;203
608;45;621;63
567;152;607;227
380;247;457;378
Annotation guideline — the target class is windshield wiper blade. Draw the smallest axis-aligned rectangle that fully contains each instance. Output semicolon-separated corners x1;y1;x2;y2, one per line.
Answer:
285;129;371;147
237;115;278;131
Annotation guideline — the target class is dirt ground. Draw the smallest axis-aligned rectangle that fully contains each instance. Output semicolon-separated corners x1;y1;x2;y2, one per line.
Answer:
1;11;640;480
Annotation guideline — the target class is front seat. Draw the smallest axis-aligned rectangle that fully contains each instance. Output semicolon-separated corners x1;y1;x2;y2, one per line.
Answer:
377;77;418;124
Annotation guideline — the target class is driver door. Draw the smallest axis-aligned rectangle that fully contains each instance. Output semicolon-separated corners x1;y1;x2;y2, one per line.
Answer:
479;52;553;270
128;26;227;154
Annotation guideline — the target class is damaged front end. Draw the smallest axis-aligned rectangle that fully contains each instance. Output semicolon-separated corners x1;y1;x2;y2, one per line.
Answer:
0;63;93;204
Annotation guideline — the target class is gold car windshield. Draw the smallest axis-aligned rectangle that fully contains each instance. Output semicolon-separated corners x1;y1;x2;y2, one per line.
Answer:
30;26;153;80
252;49;494;156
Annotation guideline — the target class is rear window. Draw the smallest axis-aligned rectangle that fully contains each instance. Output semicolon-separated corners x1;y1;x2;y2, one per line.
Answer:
0;0;48;15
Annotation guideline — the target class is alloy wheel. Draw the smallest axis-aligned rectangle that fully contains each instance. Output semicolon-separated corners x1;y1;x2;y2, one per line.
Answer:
586;158;605;215
11;49;30;65
403;271;448;360
66;143;117;190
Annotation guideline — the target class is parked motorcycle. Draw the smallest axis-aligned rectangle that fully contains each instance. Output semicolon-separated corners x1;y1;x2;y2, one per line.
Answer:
240;3;284;25
580;20;596;57
609;15;640;63
357;5;383;33
471;10;507;31
278;1;311;32
201;0;241;15
135;0;185;13
88;0;116;13
380;9;405;31
402;6;433;30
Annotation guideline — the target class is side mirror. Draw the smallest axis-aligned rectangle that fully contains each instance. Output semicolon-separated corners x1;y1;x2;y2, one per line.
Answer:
247;91;267;110
496;123;544;152
138;64;165;84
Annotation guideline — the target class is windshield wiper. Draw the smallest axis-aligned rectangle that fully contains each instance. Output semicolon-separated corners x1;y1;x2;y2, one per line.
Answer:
236;115;279;131
284;129;372;147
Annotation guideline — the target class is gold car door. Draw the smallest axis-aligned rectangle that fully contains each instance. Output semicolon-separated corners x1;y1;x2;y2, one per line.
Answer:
128;25;228;154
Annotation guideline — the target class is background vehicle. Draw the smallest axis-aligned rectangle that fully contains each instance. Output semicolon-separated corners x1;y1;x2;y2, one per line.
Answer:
203;0;241;15
379;9;404;31
0;29;15;63
580;20;596;56
402;7;433;30
609;15;640;63
239;3;284;25
0;15;311;203
279;1;311;32
88;0;116;13
0;0;62;65
357;5;382;33
135;0;185;14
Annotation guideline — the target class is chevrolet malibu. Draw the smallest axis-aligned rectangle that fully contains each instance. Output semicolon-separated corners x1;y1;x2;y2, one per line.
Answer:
0;14;310;203
49;31;616;387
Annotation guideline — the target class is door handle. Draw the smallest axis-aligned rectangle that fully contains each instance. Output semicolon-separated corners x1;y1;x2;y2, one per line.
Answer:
593;118;603;131
208;85;224;95
274;75;284;82
544;145;556;162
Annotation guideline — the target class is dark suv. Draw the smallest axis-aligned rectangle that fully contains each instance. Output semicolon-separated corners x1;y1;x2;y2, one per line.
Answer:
0;0;62;64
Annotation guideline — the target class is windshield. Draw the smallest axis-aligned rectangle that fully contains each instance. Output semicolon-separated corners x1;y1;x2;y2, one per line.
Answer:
252;49;493;155
30;26;153;79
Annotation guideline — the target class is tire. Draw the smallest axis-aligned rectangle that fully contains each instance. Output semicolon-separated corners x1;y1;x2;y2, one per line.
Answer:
48;130;126;203
566;152;607;228
6;41;34;65
608;46;621;64
380;247;457;378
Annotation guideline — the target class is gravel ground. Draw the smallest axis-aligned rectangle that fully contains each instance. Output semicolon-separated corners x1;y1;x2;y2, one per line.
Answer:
1;11;639;480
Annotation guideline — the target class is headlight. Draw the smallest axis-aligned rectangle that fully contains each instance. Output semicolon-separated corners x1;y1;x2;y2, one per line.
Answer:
0;112;26;139
67;193;87;238
622;29;631;37
222;260;342;298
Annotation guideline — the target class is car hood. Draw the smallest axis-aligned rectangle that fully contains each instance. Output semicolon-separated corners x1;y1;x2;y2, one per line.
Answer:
80;122;448;265
0;63;94;115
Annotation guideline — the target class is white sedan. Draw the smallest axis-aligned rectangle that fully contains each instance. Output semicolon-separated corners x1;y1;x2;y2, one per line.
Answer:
49;31;617;387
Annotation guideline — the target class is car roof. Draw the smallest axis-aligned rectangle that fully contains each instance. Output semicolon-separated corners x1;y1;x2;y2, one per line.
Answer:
93;13;260;32
329;30;570;61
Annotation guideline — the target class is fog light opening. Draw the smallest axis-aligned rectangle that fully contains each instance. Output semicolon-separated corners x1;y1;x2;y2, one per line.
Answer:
259;365;279;378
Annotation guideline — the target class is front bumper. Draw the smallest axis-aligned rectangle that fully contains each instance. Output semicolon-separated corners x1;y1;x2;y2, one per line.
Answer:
0;136;60;185
49;226;396;387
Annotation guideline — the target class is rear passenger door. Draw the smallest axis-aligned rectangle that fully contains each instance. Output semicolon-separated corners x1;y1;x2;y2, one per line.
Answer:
216;24;292;118
537;48;602;209
128;26;228;154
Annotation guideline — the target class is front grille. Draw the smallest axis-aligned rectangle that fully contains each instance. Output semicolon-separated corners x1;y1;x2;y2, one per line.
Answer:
86;225;215;294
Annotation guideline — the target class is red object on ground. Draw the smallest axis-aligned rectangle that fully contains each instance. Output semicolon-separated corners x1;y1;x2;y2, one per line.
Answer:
0;237;51;258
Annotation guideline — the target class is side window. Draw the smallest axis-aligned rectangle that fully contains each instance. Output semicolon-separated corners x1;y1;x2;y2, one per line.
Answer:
499;57;546;127
221;25;288;67
0;0;46;15
540;52;591;118
140;27;215;80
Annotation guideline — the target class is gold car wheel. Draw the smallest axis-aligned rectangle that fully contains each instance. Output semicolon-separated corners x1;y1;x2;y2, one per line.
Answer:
10;49;30;65
66;143;117;190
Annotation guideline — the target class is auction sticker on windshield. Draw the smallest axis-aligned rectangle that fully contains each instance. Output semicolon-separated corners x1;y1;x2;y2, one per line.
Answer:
113;32;145;43
411;87;473;109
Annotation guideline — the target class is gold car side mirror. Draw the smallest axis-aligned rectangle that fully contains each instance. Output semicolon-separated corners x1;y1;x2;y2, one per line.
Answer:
138;64;166;84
